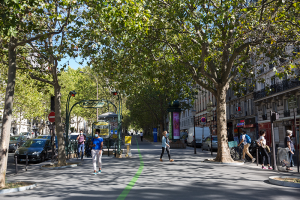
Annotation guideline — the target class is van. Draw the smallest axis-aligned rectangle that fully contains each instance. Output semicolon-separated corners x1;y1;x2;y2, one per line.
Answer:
187;127;211;147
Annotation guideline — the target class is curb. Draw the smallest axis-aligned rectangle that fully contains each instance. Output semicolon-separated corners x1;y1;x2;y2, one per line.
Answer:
203;159;244;166
0;183;37;194
40;163;78;170
269;176;300;188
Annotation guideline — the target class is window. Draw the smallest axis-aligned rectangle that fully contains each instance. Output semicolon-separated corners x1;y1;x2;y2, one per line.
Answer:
271;76;276;85
272;102;277;112
261;82;265;90
263;105;267;115
284;99;289;111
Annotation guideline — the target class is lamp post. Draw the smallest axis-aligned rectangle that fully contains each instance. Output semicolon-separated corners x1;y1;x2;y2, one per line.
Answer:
191;110;196;154
80;71;99;121
65;90;77;156
111;91;122;156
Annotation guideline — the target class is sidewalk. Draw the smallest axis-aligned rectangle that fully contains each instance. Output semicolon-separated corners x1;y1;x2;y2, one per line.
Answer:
1;136;300;200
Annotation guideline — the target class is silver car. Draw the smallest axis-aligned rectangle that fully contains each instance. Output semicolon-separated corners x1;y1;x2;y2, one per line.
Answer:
202;135;218;151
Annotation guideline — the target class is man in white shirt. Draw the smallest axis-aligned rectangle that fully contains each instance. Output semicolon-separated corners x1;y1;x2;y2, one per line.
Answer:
140;132;143;142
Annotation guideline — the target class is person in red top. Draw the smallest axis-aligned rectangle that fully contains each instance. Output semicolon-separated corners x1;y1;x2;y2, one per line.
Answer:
77;130;86;160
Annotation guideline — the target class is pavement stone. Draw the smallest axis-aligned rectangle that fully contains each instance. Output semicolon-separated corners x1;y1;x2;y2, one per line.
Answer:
1;135;300;200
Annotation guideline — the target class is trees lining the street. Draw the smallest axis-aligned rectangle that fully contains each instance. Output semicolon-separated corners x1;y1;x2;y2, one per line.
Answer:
85;0;300;162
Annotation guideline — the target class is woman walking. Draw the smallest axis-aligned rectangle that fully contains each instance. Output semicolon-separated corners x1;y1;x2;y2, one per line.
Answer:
90;129;103;175
257;130;272;170
285;130;295;170
160;131;174;162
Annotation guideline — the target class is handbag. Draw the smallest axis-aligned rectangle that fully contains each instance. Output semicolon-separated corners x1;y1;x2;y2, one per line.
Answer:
265;145;271;153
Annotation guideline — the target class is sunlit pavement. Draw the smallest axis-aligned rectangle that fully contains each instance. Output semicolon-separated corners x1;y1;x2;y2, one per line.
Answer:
2;136;300;200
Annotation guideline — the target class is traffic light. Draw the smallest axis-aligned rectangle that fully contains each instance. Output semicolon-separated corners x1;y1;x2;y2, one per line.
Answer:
271;112;279;122
50;96;55;112
111;91;118;96
69;90;77;97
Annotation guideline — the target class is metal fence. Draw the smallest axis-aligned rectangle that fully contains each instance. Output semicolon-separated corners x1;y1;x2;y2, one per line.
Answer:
254;79;300;100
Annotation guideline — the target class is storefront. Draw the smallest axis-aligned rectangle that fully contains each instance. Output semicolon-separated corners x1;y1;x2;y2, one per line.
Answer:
233;118;256;143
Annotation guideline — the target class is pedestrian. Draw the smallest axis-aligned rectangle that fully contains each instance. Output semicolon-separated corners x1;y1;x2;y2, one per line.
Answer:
77;130;86;160
90;129;103;175
160;131;174;162
257;130;272;169
284;130;295;171
140;131;143;142
238;130;256;163
290;135;296;167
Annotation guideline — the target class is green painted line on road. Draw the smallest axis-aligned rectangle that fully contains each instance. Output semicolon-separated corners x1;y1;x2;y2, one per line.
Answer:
116;136;144;200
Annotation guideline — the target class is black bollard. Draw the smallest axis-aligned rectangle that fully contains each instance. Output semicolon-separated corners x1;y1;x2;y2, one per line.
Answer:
15;155;18;174
26;153;28;171
256;148;259;166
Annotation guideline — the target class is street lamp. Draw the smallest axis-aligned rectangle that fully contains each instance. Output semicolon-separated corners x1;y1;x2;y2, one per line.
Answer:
191;110;196;154
80;71;99;121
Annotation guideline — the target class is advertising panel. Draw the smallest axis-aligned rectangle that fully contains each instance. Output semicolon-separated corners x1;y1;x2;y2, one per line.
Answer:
173;112;180;139
169;112;172;139
93;121;110;138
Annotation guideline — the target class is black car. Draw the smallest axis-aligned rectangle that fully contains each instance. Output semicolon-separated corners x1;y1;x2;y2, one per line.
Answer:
9;136;27;152
14;139;52;163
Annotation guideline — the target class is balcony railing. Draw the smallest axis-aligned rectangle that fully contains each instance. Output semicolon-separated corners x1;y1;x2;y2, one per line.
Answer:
284;110;290;117
262;114;267;120
254;79;300;100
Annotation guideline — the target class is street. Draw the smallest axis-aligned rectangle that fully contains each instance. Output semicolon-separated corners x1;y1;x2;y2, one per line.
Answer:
1;136;299;200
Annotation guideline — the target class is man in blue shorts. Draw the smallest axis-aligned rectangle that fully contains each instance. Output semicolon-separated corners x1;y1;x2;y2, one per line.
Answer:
90;129;103;175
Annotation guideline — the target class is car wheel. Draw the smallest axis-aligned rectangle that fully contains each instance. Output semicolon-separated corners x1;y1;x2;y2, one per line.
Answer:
41;154;45;162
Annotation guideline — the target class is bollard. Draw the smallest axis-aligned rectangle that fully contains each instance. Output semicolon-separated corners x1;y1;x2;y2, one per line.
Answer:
26;153;28;171
15;155;18;174
211;135;213;156
256;148;259;166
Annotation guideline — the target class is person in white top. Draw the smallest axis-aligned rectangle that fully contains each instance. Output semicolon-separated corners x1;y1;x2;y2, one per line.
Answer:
238;130;256;163
140;132;143;142
257;130;272;170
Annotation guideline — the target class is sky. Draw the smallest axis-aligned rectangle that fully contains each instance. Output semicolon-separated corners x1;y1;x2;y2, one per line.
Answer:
59;56;88;70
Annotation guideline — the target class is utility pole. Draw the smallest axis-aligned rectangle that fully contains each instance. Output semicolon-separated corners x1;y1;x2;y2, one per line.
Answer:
270;110;279;171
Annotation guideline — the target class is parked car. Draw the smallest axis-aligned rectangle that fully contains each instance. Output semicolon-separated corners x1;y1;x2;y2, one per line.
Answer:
9;136;27;152
20;132;32;139
187;127;211;147
202;135;218;151
14;139;51;163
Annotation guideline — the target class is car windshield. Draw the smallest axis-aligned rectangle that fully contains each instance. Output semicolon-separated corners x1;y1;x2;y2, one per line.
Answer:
212;137;218;141
22;140;46;148
10;136;20;141
37;136;50;139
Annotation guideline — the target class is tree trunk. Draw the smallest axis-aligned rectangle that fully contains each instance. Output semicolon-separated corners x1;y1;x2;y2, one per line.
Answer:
0;38;17;188
54;81;67;166
215;85;234;163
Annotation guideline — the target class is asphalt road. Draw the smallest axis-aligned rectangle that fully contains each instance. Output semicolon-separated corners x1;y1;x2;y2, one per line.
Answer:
2;136;300;200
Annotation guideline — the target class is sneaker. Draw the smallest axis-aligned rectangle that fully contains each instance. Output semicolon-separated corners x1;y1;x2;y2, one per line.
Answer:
241;159;245;162
98;170;101;174
160;159;163;162
252;158;256;163
268;167;273;170
262;166;267;169
169;159;174;162
93;172;97;175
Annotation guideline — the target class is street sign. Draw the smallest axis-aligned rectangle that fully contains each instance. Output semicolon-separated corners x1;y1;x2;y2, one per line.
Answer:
79;100;106;108
112;134;117;139
288;96;297;109
201;117;206;125
48;112;55;123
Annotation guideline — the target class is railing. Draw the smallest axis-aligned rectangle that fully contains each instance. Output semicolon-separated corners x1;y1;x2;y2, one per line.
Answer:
262;114;267;120
253;79;300;100
284;110;290;117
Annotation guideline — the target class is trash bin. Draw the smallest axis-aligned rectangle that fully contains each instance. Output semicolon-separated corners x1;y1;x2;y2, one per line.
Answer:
277;147;290;171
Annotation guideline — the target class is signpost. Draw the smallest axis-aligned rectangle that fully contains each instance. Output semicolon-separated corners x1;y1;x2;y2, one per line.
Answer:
288;95;299;173
48;112;55;123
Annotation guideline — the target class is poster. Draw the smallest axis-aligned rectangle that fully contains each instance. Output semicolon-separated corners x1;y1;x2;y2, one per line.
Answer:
173;112;180;139
169;112;172;139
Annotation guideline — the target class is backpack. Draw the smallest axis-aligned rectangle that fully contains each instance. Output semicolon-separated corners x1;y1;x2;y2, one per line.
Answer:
245;134;251;144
